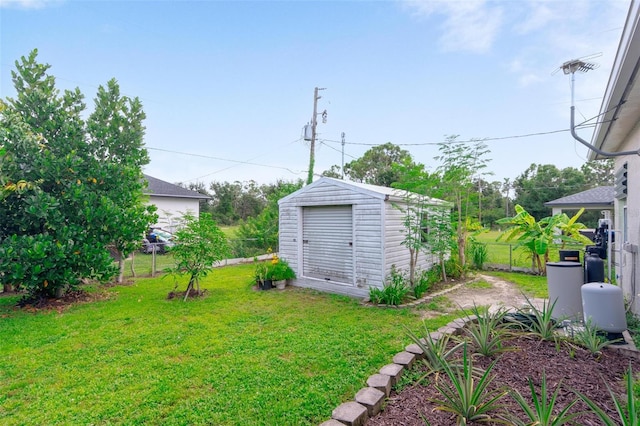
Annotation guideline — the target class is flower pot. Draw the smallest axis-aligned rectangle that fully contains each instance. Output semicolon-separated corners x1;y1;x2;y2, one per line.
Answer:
275;280;286;290
258;279;273;290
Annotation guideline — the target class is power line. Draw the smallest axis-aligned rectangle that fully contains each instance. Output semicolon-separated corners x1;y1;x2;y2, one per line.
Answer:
147;145;306;179
180;138;305;182
319;124;601;147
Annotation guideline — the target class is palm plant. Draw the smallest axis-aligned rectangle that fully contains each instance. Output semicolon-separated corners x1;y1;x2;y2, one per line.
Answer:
429;343;509;425
574;364;638;426
509;371;582;425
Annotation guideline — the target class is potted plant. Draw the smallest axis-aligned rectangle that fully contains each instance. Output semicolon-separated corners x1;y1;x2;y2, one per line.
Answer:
254;258;272;290
268;257;296;289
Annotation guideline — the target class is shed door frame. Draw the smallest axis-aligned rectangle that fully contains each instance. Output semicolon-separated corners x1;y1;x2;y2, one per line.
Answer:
301;205;355;285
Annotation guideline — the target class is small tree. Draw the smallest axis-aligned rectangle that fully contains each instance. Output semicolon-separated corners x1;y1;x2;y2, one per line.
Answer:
393;159;453;283
169;213;230;301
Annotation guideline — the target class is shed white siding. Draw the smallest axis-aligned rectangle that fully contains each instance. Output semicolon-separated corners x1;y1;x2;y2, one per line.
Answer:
278;177;448;298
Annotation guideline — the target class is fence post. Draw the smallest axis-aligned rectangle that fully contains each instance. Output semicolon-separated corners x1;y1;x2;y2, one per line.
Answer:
509;244;513;272
151;249;156;277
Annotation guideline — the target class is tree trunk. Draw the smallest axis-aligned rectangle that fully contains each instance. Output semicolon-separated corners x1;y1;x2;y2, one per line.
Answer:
117;251;125;284
184;275;196;301
3;283;13;293
130;251;136;278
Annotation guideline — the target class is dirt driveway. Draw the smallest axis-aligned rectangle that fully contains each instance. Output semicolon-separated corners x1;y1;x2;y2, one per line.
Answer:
427;273;546;315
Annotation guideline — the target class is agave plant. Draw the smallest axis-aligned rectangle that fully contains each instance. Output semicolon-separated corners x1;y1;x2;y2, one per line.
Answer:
509;371;582;425
430;343;509;425
405;322;465;380
507;294;559;342
463;304;512;357
570;318;622;358
574;363;638;426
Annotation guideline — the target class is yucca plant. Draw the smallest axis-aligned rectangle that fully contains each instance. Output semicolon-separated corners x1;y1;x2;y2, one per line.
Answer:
463;304;512;357
570;319;621;358
405;323;465;380
430;343;509;425
509;371;582;425
574;363;638;426
507;294;559;342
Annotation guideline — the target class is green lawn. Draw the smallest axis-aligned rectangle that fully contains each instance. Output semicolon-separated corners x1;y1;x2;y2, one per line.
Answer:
475;230;584;270
0;264;457;425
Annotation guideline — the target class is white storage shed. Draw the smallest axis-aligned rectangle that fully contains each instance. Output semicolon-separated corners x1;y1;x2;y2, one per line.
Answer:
278;177;450;298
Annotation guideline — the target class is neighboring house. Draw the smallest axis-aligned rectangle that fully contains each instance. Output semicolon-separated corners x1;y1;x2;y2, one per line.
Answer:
278;177;450;298
589;0;640;314
544;186;614;220
144;174;210;232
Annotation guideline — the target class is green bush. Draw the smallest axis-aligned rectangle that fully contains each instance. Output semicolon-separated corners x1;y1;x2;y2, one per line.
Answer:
469;241;488;270
369;266;411;305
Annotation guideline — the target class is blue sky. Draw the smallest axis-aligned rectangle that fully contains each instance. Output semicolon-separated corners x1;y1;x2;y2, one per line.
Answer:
0;0;631;187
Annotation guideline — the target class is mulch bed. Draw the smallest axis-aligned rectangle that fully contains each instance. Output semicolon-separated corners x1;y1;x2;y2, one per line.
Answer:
14;289;114;313
368;335;640;425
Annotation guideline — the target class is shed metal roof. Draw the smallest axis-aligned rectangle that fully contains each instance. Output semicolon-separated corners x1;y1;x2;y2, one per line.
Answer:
279;177;450;206
144;174;211;200
544;186;614;208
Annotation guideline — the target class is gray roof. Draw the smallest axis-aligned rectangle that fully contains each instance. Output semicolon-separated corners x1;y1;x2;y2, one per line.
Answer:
144;174;210;200
279;176;451;206
544;186;614;208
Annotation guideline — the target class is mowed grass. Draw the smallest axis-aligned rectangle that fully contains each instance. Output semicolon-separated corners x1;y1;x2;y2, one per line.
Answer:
475;230;585;269
481;270;549;298
0;264;457;425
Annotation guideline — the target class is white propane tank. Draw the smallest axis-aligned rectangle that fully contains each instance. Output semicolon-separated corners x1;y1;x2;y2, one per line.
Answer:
581;282;627;333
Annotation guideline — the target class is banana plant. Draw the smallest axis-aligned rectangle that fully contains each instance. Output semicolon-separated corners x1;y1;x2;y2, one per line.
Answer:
496;205;592;274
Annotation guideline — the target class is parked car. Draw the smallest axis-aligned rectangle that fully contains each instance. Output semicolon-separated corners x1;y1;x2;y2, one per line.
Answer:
141;228;176;254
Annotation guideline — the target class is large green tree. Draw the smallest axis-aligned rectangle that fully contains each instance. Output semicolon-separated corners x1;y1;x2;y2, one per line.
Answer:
334;142;415;187
86;79;157;283
512;164;587;221
0;50;154;298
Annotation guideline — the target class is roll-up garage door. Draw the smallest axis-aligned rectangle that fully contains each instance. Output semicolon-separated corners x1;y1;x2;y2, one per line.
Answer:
302;205;353;284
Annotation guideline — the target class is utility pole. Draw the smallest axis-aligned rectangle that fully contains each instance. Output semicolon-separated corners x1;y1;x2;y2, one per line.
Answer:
307;87;325;185
341;132;345;179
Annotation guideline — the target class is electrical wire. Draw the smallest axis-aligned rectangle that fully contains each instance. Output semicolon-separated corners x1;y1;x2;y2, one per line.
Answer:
177;137;305;182
147;144;306;181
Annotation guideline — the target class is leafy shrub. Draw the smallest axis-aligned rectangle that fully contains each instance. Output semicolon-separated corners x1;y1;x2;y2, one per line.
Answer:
469;241;488;270
444;257;464;280
413;269;433;299
369;266;411;305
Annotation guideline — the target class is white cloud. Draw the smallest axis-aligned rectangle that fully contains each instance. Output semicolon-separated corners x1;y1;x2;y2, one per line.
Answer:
0;0;62;9
402;0;504;53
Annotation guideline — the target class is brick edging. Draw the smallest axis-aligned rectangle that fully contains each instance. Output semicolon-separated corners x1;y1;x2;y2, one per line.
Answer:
320;314;478;425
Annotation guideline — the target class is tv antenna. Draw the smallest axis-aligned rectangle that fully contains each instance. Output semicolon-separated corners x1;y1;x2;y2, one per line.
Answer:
556;53;640;157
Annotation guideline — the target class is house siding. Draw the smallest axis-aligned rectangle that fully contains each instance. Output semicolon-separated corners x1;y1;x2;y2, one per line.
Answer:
148;196;200;232
614;126;640;314
383;202;438;278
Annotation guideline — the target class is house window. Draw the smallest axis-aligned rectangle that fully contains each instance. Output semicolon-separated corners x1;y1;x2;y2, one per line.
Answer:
420;213;429;242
